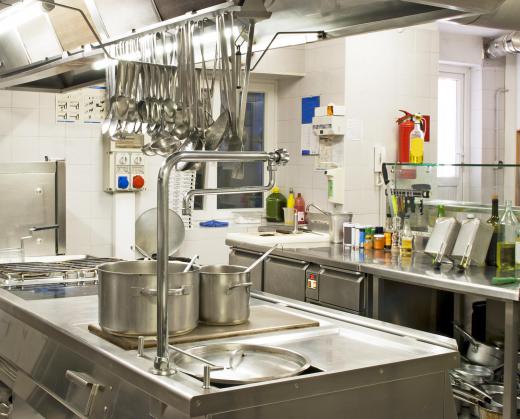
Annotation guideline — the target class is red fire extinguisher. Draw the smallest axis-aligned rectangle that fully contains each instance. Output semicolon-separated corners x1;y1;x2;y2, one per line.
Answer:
397;110;413;163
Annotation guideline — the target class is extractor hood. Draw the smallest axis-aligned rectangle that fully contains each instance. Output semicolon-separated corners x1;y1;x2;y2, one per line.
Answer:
0;0;505;92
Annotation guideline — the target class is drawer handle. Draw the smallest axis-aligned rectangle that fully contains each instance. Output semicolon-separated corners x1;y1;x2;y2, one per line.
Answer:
65;370;105;417
267;257;309;266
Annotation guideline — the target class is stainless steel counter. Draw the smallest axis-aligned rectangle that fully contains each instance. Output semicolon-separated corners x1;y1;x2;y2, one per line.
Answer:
226;238;520;419
0;280;459;418
225;240;520;302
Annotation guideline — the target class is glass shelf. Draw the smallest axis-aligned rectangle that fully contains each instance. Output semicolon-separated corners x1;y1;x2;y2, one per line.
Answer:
382;162;520;231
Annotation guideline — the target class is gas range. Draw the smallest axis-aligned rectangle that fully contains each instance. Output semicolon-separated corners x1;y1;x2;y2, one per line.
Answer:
0;256;116;283
0;256;117;299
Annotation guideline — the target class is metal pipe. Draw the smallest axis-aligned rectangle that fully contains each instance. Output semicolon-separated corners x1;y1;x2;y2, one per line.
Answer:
153;149;288;375
494;88;508;194
182;163;276;215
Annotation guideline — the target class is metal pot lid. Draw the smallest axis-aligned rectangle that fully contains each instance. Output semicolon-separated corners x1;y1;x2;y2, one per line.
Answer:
172;343;311;385
135;208;185;257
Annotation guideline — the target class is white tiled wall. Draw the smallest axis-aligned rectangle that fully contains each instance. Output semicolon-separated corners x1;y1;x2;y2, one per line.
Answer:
0;90;113;257
276;25;440;226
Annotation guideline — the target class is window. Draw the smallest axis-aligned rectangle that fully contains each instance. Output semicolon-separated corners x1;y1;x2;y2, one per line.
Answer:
436;65;471;201
438;68;466;178
192;81;276;219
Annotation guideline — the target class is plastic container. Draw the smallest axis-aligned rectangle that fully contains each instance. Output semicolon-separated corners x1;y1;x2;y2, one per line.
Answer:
283;207;295;225
265;186;287;222
294;193;306;225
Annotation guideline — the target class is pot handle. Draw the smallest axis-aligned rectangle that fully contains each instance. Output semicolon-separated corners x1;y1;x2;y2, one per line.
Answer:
137;285;192;297
227;282;253;291
453;323;479;347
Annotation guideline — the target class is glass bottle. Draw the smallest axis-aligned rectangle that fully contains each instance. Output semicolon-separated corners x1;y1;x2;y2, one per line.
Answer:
437;204;446;218
516;225;520;269
497;200;518;270
485;196;499;266
384;215;393;251
409;114;424;164
391;217;401;254
400;216;413;256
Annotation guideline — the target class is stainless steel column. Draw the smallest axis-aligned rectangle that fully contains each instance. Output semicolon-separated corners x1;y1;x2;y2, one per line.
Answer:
503;301;519;419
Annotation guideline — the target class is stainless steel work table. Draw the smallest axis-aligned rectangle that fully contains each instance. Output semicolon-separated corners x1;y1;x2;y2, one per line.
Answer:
0;280;459;418
226;239;520;419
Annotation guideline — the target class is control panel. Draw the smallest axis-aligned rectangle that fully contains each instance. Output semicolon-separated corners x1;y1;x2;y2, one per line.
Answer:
305;265;321;301
103;134;146;193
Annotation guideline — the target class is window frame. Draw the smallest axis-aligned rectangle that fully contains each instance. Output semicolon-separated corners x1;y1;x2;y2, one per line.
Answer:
437;64;471;200
191;79;277;221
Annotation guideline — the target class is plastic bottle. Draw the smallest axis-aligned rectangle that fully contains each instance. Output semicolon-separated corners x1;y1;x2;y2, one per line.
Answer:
265;186;287;222
287;188;295;209
294;193;306;225
486;196;499;266
409;114;424;164
498;200;518;270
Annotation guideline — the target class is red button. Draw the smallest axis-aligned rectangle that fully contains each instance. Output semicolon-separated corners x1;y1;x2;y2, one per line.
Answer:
132;175;145;189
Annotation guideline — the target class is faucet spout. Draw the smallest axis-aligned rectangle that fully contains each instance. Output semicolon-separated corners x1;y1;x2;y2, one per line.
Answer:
152;149;289;375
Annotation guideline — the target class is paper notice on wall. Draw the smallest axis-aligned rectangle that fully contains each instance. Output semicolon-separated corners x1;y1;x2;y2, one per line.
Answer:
300;95;320;155
346;118;364;141
56;85;106;124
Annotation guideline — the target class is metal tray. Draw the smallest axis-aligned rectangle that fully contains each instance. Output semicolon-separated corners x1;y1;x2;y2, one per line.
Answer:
172;343;311;385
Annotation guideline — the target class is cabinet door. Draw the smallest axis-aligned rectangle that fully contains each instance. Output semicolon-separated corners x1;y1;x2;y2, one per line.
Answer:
264;257;309;301
229;248;263;291
319;266;365;313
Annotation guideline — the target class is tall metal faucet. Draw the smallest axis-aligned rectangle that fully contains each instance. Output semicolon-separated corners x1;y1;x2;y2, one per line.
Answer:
152;149;289;375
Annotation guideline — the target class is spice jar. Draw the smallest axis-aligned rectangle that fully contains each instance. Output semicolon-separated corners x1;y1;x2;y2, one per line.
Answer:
374;234;385;250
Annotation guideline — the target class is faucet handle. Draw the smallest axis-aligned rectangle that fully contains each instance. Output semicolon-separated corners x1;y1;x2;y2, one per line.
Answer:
272;148;290;165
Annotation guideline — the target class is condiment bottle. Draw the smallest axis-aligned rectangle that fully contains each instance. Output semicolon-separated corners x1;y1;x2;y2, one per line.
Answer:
384;215;393;251
365;227;373;250
400;216;413;256
294;193;306;225
498;200;518;270
287;188;295;209
485;196;499;266
265;186;287;222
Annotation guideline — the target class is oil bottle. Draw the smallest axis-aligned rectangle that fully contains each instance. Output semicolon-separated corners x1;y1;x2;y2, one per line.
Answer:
409;114;424;164
400;216;413;256
485;196;499;266
497;200;518;270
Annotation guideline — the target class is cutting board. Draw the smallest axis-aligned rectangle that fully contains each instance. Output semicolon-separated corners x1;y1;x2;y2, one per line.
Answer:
88;305;319;351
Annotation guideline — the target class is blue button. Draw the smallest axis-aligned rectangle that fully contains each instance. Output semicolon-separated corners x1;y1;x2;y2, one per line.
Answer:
117;175;129;189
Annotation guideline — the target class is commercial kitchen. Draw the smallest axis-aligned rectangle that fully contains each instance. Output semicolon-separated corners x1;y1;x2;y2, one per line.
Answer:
0;0;520;418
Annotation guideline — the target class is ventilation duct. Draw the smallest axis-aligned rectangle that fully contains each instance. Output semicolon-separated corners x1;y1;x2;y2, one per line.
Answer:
487;32;520;58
